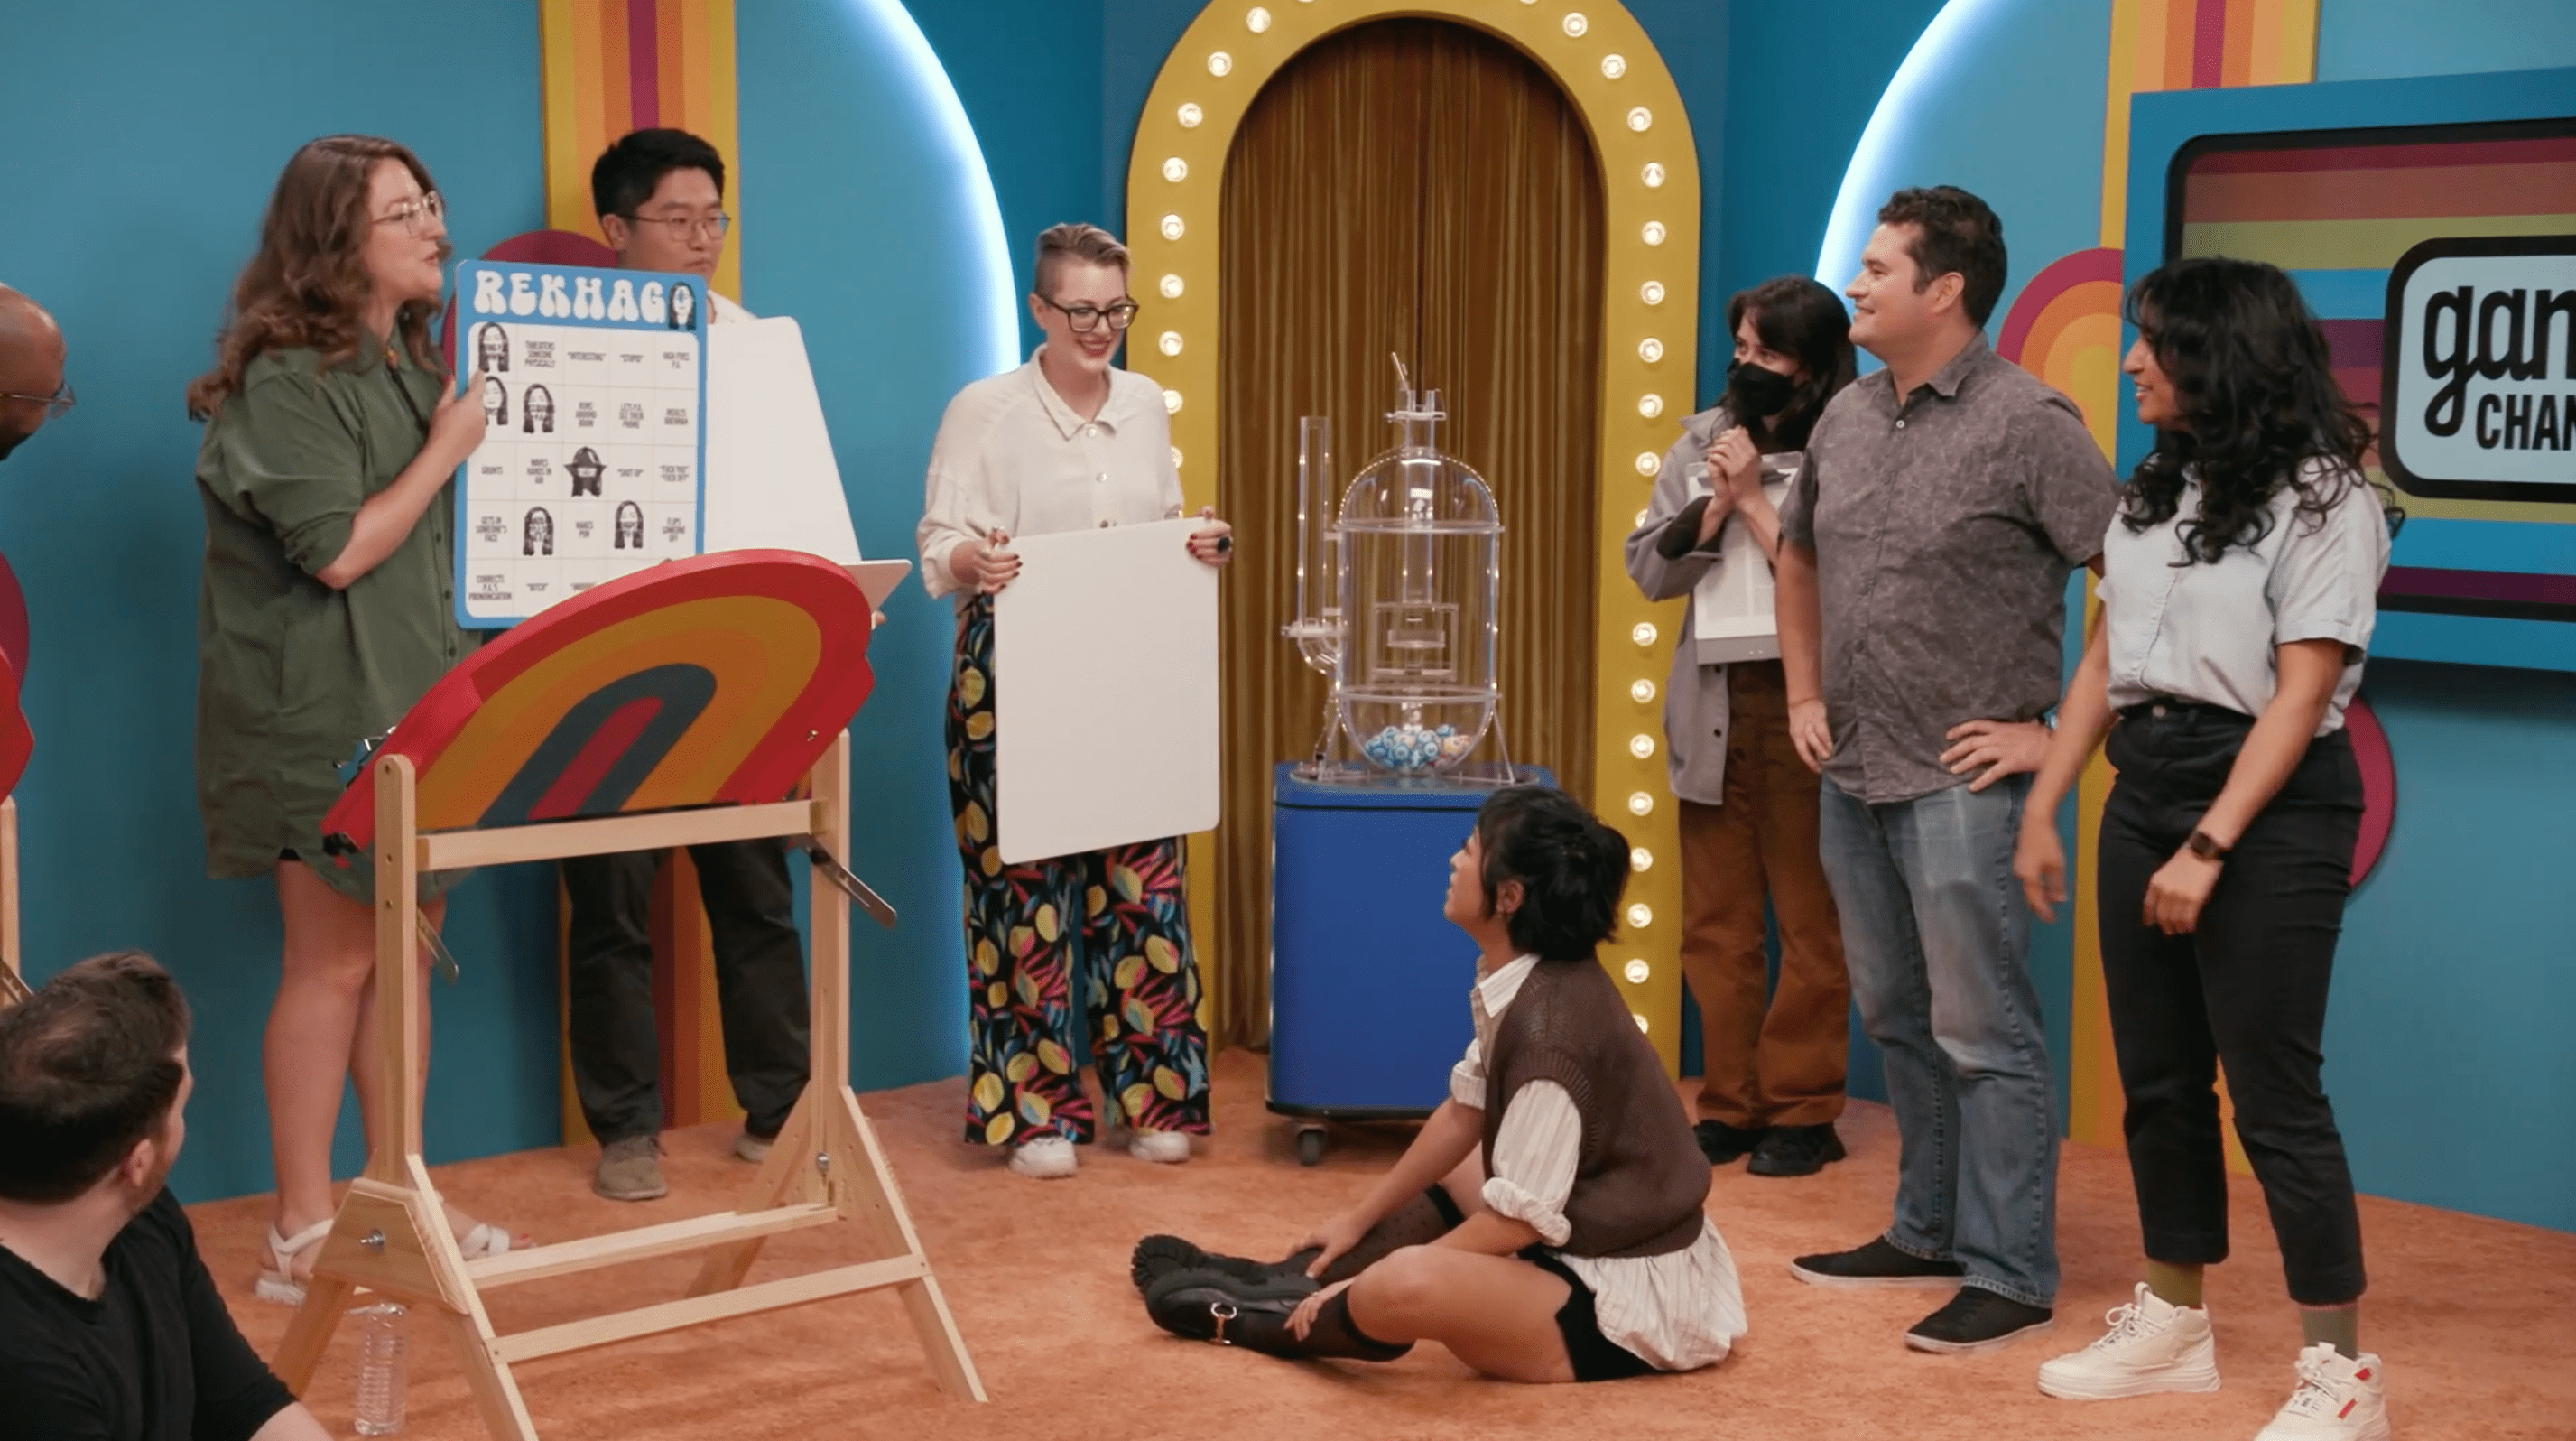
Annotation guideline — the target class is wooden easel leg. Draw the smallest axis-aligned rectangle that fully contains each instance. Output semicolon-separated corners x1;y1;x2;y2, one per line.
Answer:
820;1086;986;1401
685;1092;822;1296
271;1275;357;1390
444;1307;541;1441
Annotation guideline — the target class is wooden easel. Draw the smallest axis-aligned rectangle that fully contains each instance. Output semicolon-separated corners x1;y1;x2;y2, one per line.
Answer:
272;732;984;1437
0;797;24;1008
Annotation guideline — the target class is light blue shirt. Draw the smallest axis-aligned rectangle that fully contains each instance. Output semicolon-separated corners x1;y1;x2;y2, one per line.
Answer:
2097;460;2390;736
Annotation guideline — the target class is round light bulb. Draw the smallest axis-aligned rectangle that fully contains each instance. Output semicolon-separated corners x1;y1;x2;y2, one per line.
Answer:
1562;12;1589;37
1628;733;1656;759
1635;507;1650;528
1638;393;1663;419
1170;446;1184;469
1160;274;1185;299
1623;958;1650;984
1628;848;1652;873
1641;280;1666;306
1207;51;1233;76
1630;678;1656;703
1626;107;1653;133
1626;791;1654;816
1163;157;1189;183
1632;621;1657;647
1634;1012;1651;1034
1642;162;1666;189
1638;338;1664;364
1601;53;1627;79
1158;330;1184;357
1642;220;1668;246
1161;214;1186;241
1246;5;1272;32
1635;451;1660;477
1626;902;1654;930
1178;103;1204;129
1163;389;1182;414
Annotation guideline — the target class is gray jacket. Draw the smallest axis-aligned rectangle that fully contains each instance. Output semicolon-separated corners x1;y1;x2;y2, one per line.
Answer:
1620;404;1779;806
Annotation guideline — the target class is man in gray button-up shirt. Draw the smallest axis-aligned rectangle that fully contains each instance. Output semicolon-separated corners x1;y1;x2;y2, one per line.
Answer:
1774;187;2119;1354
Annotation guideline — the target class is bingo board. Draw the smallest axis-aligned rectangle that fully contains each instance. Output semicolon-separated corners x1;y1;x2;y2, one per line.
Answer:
453;260;709;628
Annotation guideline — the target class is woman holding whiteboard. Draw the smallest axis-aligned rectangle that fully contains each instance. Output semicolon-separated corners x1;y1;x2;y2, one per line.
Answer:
190;135;526;1302
918;223;1233;1181
1621;276;1858;1179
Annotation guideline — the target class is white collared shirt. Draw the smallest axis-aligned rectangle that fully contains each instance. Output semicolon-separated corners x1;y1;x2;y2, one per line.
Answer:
709;291;754;325
915;349;1182;601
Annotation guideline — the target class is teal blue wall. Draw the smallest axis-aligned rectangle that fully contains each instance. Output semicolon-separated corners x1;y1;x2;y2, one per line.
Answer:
0;1;561;1204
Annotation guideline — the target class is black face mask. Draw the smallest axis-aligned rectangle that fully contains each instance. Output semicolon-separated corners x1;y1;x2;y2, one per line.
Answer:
1725;358;1800;423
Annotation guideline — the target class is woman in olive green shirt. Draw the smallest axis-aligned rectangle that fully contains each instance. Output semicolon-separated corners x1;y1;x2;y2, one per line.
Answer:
190;135;525;1302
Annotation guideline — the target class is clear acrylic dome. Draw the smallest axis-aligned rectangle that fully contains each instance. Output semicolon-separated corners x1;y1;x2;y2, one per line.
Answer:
1333;386;1502;776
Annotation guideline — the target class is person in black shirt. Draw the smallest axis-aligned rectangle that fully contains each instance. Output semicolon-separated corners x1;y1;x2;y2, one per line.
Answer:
0;952;325;1441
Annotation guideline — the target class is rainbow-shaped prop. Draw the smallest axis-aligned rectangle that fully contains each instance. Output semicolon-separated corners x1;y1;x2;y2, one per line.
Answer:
321;549;873;854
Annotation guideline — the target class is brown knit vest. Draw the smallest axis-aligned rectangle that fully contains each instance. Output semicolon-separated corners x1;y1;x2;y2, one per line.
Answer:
1480;958;1710;1259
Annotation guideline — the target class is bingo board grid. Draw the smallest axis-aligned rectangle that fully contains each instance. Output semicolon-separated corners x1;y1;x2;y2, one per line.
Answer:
455;271;705;626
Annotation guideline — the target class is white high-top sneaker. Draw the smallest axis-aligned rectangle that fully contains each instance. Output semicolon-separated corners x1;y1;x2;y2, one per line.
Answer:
2255;1343;2390;1440
2035;1282;2221;1399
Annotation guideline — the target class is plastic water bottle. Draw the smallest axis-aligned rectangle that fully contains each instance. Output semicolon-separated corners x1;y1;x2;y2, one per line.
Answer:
352;1301;408;1436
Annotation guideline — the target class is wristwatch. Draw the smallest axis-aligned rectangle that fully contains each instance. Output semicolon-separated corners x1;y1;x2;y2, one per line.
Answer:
2185;829;2229;863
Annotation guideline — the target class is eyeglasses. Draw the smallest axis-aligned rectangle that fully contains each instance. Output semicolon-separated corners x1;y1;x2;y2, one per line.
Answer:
374;191;446;238
620;210;732;240
1039;295;1140;333
0;382;74;420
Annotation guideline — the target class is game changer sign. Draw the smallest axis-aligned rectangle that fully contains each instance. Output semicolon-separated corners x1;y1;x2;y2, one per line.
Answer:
2383;236;2576;501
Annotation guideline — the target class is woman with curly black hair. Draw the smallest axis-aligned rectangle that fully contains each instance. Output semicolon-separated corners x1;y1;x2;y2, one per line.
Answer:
2013;256;2399;1440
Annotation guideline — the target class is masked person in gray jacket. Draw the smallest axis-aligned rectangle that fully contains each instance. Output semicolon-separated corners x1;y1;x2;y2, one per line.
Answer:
1622;276;1858;1177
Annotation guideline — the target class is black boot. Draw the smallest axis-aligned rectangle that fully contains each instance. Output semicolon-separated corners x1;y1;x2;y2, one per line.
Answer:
1145;1269;1410;1362
1130;1234;1320;1297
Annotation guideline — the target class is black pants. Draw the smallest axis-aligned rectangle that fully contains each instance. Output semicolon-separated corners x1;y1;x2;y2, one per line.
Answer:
563;841;811;1143
2099;702;2366;1306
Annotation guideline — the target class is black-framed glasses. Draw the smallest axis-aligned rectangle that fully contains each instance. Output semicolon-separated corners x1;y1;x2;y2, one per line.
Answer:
1039;295;1139;333
620;210;732;240
373;191;445;238
0;382;74;420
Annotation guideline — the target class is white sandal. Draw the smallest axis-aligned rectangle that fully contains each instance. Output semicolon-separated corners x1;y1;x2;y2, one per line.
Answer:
454;1221;521;1260
254;1218;333;1306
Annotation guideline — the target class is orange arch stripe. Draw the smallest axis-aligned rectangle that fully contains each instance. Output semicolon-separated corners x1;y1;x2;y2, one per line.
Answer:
539;0;741;302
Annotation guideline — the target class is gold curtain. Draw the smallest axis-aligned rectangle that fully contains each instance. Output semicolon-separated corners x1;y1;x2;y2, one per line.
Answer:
1211;19;1605;1048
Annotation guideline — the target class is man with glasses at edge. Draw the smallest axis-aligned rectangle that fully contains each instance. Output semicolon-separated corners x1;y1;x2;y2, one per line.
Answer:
564;127;810;1205
0;285;71;463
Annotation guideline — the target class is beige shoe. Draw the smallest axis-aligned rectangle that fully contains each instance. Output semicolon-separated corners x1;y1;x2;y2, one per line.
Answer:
594;1135;668;1201
734;1128;774;1164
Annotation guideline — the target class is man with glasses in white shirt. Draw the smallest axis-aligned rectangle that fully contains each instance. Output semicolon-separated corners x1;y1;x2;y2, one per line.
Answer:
564;128;809;1206
0;285;70;463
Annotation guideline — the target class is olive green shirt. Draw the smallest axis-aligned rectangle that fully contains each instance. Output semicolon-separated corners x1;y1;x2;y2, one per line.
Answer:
194;339;470;902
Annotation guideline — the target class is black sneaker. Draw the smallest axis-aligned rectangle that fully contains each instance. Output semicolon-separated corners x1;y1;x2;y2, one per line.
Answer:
1693;1120;1764;1166
1748;1123;1847;1176
1904;1287;2054;1354
1789;1236;1966;1288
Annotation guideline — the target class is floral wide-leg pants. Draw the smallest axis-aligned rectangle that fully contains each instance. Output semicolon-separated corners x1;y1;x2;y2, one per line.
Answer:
946;595;1211;1146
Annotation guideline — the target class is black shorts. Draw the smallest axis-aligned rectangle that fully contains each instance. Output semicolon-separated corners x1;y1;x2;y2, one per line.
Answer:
1519;1247;1655;1382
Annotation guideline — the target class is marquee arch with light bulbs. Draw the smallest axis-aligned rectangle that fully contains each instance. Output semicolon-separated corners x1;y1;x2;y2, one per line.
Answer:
1126;0;1700;1068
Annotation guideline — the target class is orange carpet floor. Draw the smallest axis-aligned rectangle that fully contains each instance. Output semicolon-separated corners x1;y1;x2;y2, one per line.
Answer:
192;1048;2576;1439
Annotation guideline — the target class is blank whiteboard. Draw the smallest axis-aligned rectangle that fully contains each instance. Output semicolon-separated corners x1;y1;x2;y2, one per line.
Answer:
993;517;1219;863
703;316;864;565
1691;454;1796;665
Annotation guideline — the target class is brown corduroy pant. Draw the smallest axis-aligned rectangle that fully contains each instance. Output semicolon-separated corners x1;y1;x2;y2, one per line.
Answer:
1676;662;1851;1130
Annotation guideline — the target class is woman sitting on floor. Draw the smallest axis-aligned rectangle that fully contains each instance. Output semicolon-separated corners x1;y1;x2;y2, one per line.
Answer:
1132;786;1747;1382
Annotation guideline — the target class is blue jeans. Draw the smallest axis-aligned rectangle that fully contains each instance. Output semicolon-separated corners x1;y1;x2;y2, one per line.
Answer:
1818;775;2059;1308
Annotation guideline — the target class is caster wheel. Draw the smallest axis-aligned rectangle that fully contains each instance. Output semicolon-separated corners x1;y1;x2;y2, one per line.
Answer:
1296;1127;1325;1167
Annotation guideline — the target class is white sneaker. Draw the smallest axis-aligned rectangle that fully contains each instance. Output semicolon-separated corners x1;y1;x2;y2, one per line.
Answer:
2255;1343;2390;1440
1128;1129;1191;1165
2036;1282;2221;1399
1006;1136;1078;1179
